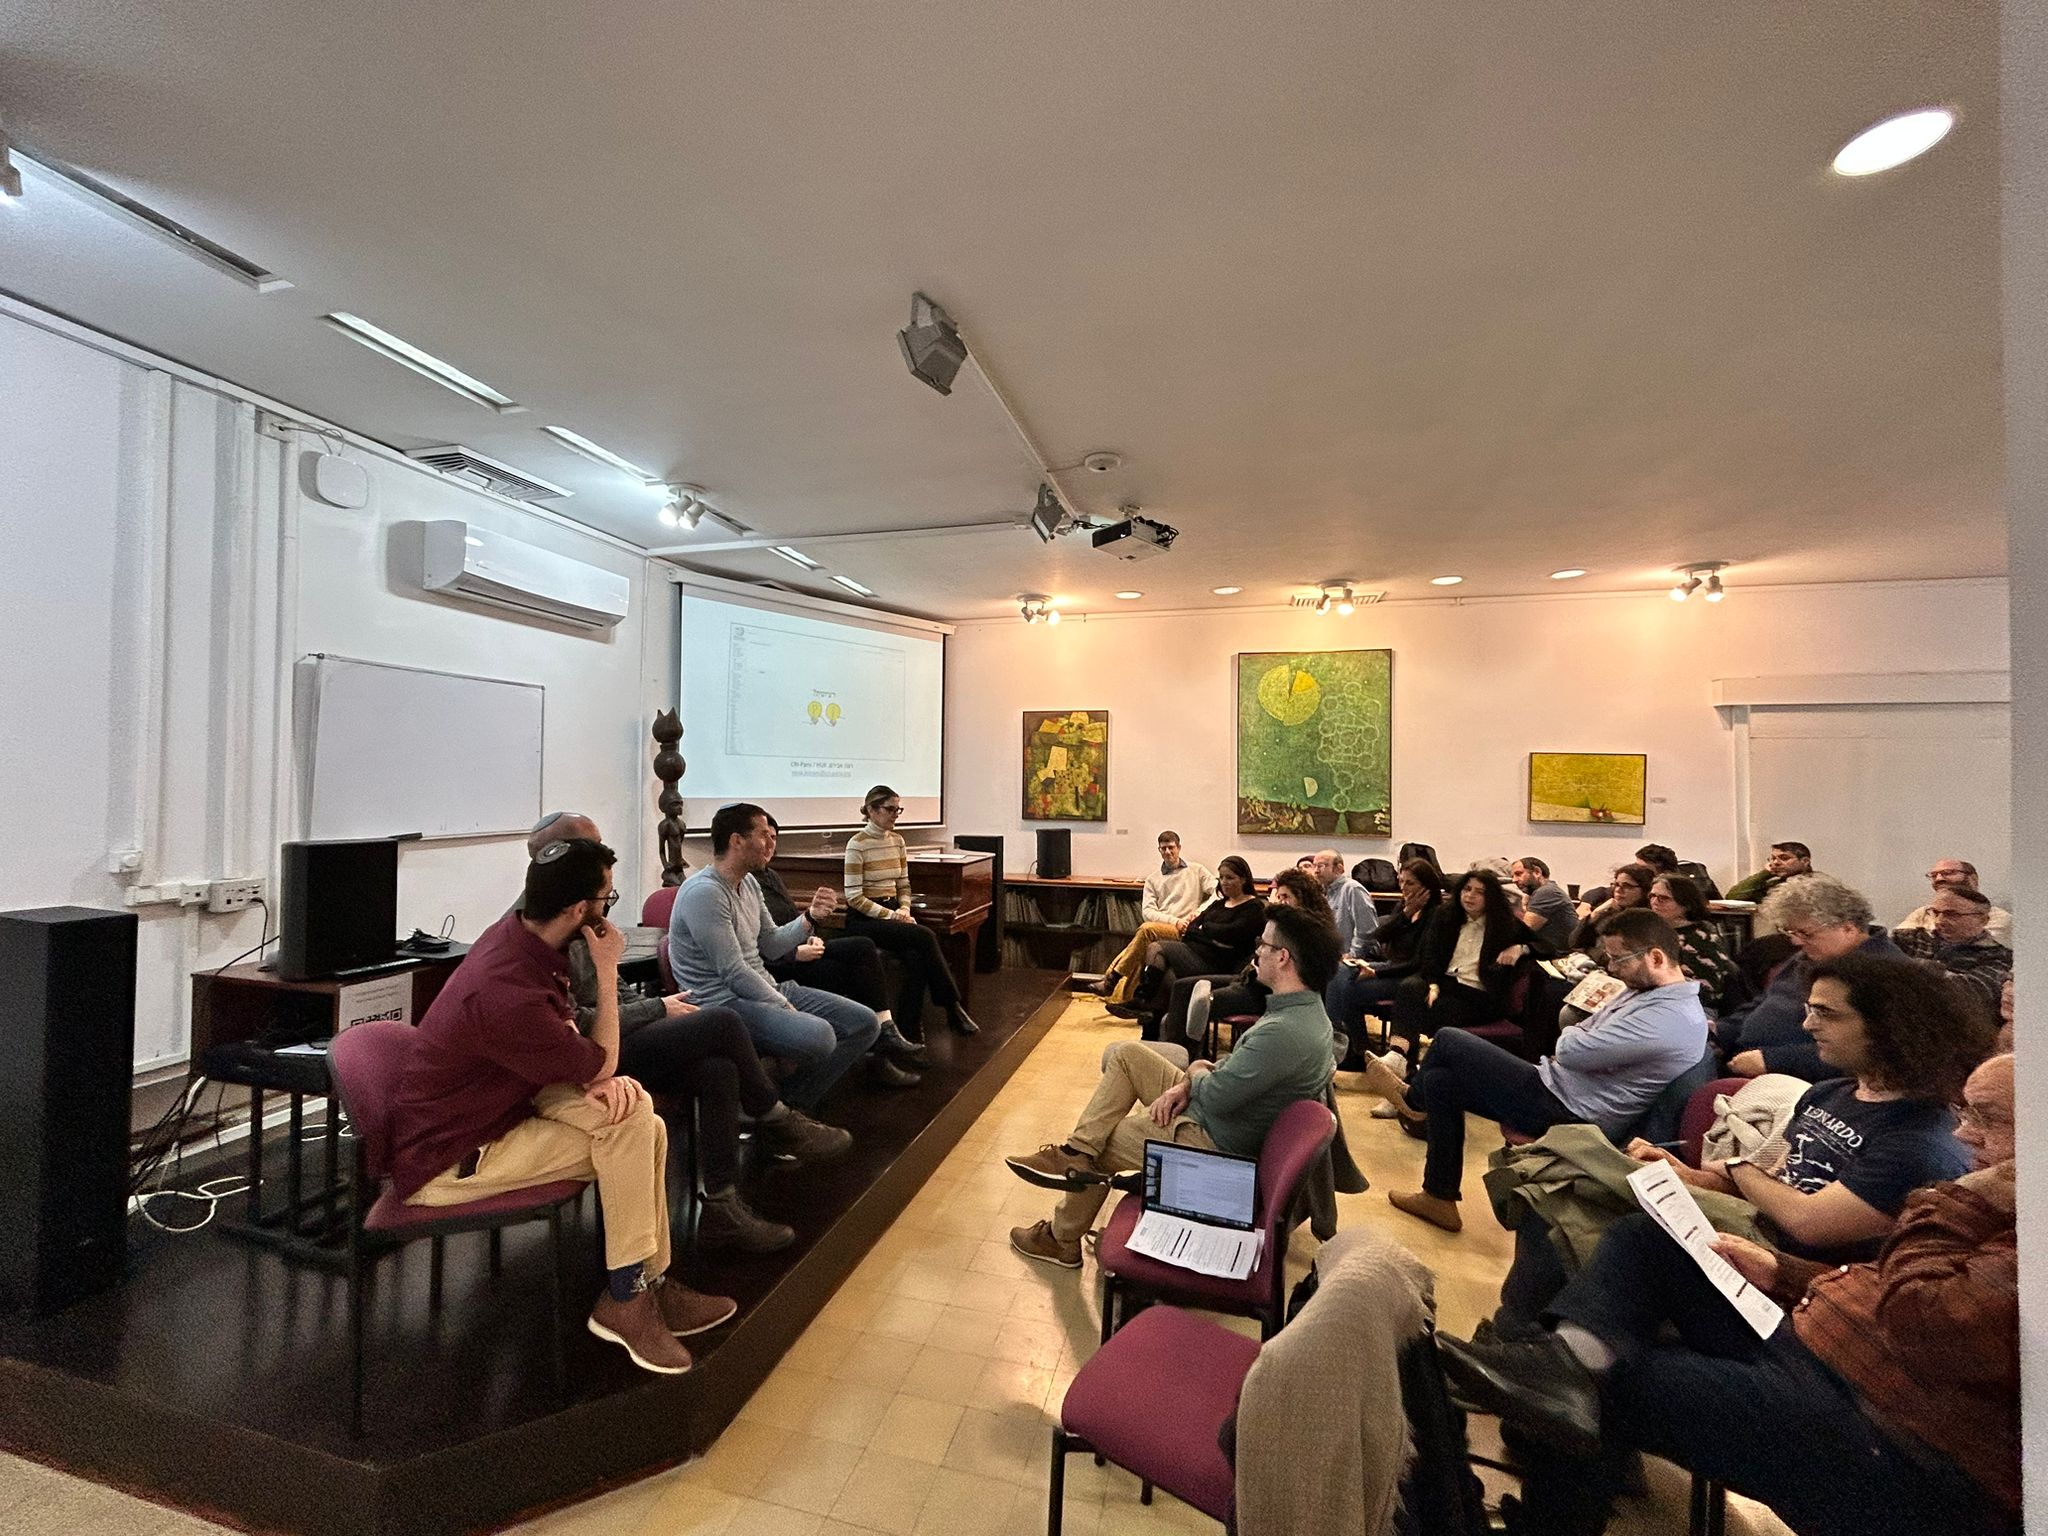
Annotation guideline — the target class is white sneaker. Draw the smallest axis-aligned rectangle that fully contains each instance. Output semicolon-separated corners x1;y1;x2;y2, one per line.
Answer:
1370;1100;1402;1119
1375;1049;1409;1081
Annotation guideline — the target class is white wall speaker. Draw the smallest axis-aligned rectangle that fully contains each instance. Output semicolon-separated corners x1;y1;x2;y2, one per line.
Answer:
303;451;370;509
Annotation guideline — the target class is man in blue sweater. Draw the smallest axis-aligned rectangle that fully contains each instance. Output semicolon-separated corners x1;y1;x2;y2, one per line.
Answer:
1364;908;1708;1233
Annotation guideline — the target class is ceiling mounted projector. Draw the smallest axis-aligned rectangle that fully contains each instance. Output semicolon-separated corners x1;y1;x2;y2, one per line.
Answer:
1090;512;1179;561
898;291;968;395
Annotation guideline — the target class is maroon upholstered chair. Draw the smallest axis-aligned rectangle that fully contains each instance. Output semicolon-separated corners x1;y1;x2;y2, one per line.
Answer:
640;886;680;931
1052;1304;1257;1532
1679;1076;1748;1169
1094;1098;1336;1344
328;1021;588;1437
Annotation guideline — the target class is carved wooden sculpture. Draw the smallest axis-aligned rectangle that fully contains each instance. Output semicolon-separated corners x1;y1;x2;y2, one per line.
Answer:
651;709;688;886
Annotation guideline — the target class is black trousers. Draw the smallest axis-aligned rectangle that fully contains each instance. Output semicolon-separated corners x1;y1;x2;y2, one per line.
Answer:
845;909;958;1026
770;934;891;1014
1389;974;1505;1054
616;1004;779;1192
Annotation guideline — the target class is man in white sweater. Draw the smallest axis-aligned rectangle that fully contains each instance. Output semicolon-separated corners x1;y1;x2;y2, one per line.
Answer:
1142;831;1216;925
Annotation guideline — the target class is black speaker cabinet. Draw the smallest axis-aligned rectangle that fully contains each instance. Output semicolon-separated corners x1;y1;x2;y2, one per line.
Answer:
953;835;1004;972
0;906;136;1314
1035;828;1072;881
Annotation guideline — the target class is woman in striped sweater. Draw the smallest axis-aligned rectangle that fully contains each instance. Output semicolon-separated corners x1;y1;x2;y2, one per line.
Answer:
843;785;980;1036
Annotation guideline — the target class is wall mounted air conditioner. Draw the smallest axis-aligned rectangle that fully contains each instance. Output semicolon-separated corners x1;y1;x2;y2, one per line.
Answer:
411;519;630;630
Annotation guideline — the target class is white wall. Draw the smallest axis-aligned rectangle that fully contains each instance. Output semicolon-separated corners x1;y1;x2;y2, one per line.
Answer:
940;583;2010;898
0;300;665;1071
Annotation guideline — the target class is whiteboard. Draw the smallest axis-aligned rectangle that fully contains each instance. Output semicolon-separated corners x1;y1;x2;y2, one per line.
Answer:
295;654;544;841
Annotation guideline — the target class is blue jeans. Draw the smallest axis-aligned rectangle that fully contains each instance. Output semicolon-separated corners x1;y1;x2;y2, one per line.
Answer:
1406;1026;1577;1200
724;984;880;1111
1519;1212;2006;1536
1326;967;1402;1057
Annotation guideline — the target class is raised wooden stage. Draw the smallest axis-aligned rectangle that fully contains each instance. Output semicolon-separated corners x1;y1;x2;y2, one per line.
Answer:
0;969;1072;1536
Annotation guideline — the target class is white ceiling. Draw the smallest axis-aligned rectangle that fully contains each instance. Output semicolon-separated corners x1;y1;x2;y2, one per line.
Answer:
0;1;2000;620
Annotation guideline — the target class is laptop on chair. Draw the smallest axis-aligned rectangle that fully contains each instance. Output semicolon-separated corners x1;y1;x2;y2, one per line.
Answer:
1125;1140;1265;1280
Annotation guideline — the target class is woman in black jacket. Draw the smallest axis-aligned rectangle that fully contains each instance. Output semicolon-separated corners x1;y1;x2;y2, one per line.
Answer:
1329;859;1444;1066
1116;856;1264;1025
1384;869;1530;1061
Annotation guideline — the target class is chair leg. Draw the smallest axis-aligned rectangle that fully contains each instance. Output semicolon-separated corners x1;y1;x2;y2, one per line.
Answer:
348;1252;366;1439
546;1210;567;1406
1139;1480;1153;1505
1099;1271;1117;1346
429;1236;445;1307
489;1227;503;1274
1689;1473;1729;1536
1048;1427;1069;1536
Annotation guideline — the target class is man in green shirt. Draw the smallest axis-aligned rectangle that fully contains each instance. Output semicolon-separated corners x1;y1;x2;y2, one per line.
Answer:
1725;840;1813;904
1004;904;1340;1268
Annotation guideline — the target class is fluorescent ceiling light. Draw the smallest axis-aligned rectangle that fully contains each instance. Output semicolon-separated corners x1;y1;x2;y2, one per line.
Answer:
1114;590;1143;600
772;546;821;569
542;425;657;481
0;132;21;202
831;575;876;597
1832;108;1955;176
1430;575;1464;586
1549;568;1587;580
324;313;523;414
1211;585;1243;596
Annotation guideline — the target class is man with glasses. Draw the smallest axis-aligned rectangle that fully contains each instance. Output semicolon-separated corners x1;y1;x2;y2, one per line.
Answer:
1898;859;2013;947
1001;905;1339;1269
1720;874;1899;1080
391;837;737;1375
1893;887;2014;1013
1365;909;1708;1234
1725;840;1814;905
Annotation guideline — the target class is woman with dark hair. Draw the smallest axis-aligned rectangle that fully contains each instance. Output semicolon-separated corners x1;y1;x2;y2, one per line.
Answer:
1628;950;1992;1259
1328;859;1444;1071
843;784;978;1036
1117;856;1265;1028
1647;873;1738;1009
1568;862;1655;952
1381;869;1531;1063
1159;864;1332;1051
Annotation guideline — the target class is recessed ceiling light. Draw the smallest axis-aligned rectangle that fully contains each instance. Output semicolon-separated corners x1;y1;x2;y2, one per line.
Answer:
1211;585;1243;596
542;426;657;481
1550;568;1587;580
1832;108;1955;176
831;575;876;597
1430;575;1464;586
771;546;821;569
1114;590;1143;600
324;313;523;414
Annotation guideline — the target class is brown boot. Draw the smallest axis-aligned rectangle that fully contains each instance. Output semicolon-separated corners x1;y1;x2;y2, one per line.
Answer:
654;1277;739;1337
588;1289;693;1373
1388;1189;1463;1233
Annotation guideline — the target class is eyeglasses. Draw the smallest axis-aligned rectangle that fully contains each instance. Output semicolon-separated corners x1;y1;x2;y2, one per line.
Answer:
876;803;904;815
1253;939;1289;958
597;890;620;913
1603;947;1650;967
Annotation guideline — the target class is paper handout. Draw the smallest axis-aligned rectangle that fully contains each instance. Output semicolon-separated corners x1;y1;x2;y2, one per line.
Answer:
1626;1160;1784;1339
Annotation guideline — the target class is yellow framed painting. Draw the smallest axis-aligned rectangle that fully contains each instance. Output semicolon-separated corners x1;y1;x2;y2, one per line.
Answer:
1527;752;1648;825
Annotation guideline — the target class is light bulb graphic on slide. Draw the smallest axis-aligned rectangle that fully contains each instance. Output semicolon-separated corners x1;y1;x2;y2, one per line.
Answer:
825;702;842;726
806;700;823;725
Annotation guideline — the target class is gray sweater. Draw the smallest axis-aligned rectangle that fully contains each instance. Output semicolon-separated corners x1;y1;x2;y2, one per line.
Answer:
667;866;809;1010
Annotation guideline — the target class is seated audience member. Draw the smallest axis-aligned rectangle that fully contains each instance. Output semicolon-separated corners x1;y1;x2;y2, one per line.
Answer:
1892;886;2013;1013
1363;909;1708;1234
525;815;848;1254
1898;857;2013;946
1719;930;1796;1017
1719;874;1899;1079
1001;905;1340;1268
1090;830;1217;1001
668;803;881;1112
1437;1052;2017;1536
1629;952;1987;1259
842;784;979;1036
1160;865;1333;1053
1511;857;1577;956
1380;869;1531;1063
1312;847;1377;963
1645;873;1739;1009
1566;863;1653;952
754;826;927;1080
1113;856;1265;1025
390;838;734;1375
1998;974;2014;1053
1632;843;1679;878
1724;839;1813;904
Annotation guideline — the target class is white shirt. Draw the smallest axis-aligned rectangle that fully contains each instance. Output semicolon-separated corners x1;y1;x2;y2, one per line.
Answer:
1448;916;1487;989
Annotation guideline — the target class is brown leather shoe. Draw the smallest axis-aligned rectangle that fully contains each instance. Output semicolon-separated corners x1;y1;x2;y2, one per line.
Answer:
1388;1189;1464;1233
1009;1220;1083;1269
1004;1144;1105;1190
588;1290;693;1373
654;1277;739;1337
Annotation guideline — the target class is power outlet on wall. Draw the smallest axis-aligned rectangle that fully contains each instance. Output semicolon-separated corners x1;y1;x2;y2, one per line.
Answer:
206;877;267;914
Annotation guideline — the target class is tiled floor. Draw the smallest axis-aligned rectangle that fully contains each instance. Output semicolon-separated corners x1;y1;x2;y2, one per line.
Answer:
3;996;1790;1535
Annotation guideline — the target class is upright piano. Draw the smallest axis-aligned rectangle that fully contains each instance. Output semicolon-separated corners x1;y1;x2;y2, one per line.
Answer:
768;848;996;1007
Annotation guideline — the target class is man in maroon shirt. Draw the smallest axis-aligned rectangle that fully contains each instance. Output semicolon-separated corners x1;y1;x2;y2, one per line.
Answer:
391;838;734;1375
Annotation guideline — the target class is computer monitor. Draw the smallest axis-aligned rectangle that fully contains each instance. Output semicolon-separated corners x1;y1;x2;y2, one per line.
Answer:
276;838;400;981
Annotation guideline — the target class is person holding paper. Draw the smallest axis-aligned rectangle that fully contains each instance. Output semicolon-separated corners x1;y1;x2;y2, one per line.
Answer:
1434;1053;2016;1536
1001;904;1339;1269
1363;908;1706;1234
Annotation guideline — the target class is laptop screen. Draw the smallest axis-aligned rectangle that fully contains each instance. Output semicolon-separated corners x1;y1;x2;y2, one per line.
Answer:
1143;1141;1258;1230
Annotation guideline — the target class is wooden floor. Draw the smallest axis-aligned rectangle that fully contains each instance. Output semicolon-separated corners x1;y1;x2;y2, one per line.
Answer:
1;990;1795;1536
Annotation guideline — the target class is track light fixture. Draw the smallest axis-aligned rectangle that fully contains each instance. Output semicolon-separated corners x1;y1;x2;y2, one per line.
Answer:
659;483;709;530
0;131;22;203
899;292;968;395
1670;561;1730;603
1312;582;1357;616
1018;594;1061;625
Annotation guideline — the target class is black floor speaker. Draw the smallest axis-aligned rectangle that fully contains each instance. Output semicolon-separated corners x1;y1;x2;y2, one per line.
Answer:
1035;828;1072;881
0;906;137;1314
953;835;1004;971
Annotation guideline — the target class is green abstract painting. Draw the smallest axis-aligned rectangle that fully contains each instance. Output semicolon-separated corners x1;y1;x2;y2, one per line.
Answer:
1236;650;1393;835
1022;710;1109;821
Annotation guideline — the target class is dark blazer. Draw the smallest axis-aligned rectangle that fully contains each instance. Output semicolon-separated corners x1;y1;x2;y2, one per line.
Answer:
1411;905;1527;1008
1359;894;1445;980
